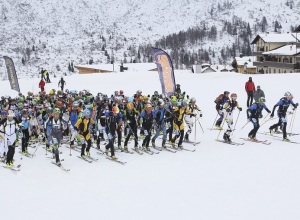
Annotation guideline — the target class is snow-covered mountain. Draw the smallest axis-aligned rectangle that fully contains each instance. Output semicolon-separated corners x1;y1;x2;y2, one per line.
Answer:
0;0;299;75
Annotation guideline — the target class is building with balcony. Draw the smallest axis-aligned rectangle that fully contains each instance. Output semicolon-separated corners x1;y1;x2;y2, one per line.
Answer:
251;33;300;73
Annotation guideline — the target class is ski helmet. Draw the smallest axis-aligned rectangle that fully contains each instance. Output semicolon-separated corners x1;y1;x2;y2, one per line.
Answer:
47;107;53;114
53;108;61;115
112;106;120;114
18;102;24;108
171;98;177;105
83;109;91;117
73;101;79;107
258;97;266;103
8;110;15;118
181;101;187;108
224;91;230;95
231;93;237;100
136;90;142;95
284;91;292;98
158;99;165;106
190;97;196;103
127;102;134;110
119;90;124;95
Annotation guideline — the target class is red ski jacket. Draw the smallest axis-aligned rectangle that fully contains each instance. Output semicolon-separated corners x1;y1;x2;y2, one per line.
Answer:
245;81;255;92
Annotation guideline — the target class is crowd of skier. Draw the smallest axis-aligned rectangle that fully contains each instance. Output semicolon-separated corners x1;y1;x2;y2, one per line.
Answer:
0;77;298;170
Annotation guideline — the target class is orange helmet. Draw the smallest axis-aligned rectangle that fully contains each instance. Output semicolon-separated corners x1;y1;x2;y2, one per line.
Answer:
127;102;134;110
112;106;120;114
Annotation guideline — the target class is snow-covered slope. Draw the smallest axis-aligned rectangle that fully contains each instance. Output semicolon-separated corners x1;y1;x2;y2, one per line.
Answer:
2;71;300;220
0;0;299;74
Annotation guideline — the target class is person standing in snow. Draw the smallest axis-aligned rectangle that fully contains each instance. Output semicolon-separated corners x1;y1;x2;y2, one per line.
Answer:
245;77;256;107
58;76;66;92
39;79;45;92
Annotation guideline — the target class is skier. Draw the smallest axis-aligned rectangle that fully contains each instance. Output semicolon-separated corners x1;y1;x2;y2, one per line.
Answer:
104;106;123;159
214;91;230;129
152;99;167;148
19;110;30;155
0;110;20;168
58;76;66;92
170;101;195;149
123;102;139;151
74;109;95;157
245;77;256;107
138;103;156;150
183;97;202;142
247;97;271;140
222;93;242;143
44;108;68;166
269;92;298;141
166;98;177;142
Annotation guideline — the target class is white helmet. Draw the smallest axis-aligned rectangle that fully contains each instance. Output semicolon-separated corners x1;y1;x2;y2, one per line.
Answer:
284;91;291;97
190;97;196;103
8;110;15;117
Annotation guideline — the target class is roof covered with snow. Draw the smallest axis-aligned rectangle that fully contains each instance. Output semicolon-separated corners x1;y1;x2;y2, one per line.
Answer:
263;45;300;56
235;56;256;68
251;33;299;44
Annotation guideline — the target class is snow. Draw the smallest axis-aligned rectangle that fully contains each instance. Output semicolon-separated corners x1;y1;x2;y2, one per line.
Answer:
263;45;298;56
258;33;299;43
2;70;300;220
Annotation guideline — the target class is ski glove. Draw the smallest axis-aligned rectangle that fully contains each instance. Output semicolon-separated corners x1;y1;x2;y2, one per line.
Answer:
270;113;274;118
238;107;242;111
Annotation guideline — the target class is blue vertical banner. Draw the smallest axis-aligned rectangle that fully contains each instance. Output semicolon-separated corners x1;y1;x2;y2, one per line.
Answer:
152;48;176;97
3;56;20;92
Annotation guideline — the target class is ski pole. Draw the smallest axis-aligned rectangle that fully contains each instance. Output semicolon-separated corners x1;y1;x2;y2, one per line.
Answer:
194;115;197;143
289;109;297;134
216;112;228;140
260;113;270;125
233;110;241;131
211;112;219;130
231;120;250;140
196;114;204;133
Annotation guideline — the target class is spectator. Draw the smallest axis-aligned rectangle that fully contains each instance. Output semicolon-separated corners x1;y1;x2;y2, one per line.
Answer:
58;76;66;92
46;71;51;83
39;79;45;92
245;77;256;107
254;85;265;118
254;85;265;103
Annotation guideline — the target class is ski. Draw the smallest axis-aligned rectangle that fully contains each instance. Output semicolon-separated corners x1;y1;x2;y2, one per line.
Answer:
181;147;196;152
121;149;134;154
19;151;34;158
77;156;93;163
86;155;99;161
259;132;300;144
152;146;163;151
163;146;177;153
240;138;271;145
106;156;127;165
215;139;245;146
2;164;21;172
51;161;70;172
140;147;154;155
183;141;201;146
132;148;144;155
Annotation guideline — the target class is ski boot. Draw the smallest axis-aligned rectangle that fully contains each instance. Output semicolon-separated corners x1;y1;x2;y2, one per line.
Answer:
111;155;117;160
105;149;109;156
178;144;183;150
283;137;290;142
151;139;155;148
